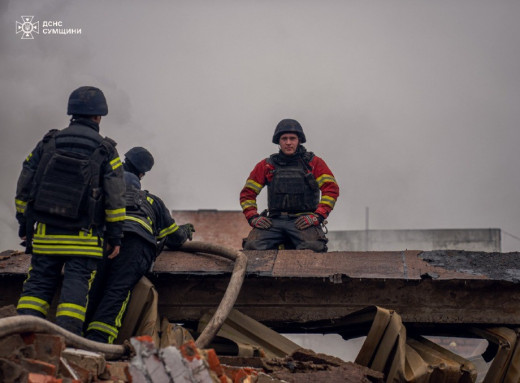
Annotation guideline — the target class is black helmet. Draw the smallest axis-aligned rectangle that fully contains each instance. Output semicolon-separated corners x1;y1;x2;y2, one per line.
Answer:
272;119;306;144
125;147;154;174
67;86;108;116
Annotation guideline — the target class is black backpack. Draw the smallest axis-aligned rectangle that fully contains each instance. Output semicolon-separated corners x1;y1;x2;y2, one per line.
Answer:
29;130;114;230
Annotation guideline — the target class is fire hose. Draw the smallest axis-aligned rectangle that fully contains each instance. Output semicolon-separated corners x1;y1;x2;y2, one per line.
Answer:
0;241;248;360
182;241;248;349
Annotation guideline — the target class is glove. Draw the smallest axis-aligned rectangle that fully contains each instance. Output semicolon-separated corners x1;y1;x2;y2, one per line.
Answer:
295;213;323;230
248;215;273;230
181;223;195;241
18;223;27;239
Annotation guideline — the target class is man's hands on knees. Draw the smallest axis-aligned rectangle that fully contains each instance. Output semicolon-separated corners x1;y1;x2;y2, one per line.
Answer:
295;213;323;230
248;215;273;229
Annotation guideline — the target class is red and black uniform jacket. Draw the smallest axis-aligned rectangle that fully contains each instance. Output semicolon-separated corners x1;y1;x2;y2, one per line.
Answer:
240;146;339;222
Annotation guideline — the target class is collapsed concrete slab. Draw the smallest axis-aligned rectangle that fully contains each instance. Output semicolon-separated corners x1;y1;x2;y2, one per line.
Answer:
2;248;520;331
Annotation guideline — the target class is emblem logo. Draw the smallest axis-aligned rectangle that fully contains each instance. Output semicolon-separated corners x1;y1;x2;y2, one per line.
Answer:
16;16;39;39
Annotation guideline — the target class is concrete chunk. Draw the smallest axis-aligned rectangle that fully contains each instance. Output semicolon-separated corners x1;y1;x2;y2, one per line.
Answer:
178;341;215;383
159;346;193;383
0;357;28;383
59;356;92;383
0;304;18;318
0;334;34;359
62;347;106;378
129;336;171;383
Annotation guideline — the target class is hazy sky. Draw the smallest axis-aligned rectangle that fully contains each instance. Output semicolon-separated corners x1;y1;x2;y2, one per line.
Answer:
2;0;520;251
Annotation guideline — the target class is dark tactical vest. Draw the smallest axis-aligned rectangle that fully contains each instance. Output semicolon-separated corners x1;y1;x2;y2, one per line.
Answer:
266;152;320;214
29;129;112;230
123;184;157;239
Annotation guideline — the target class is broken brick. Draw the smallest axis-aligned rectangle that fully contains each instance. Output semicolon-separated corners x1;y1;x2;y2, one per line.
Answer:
222;365;261;383
201;348;233;383
178;341;215;382
27;372;62;383
20;358;56;376
22;333;65;367
102;361;131;382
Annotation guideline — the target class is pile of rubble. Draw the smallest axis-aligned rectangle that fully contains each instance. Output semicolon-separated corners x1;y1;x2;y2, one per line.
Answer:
0;326;382;382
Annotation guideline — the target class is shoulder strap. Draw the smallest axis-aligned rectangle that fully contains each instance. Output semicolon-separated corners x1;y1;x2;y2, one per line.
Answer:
89;137;115;189
302;151;315;163
300;151;315;172
42;129;59;143
103;136;117;148
41;129;58;154
140;190;157;230
32;130;60;195
266;153;280;167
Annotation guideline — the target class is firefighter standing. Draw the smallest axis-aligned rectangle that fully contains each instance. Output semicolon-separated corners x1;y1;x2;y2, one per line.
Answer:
240;119;339;252
85;147;195;343
15;86;126;335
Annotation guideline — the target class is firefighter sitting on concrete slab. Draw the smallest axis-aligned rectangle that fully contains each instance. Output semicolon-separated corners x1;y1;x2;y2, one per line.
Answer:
240;119;339;252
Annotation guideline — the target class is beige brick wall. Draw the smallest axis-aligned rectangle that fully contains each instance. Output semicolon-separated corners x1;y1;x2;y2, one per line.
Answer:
171;210;250;250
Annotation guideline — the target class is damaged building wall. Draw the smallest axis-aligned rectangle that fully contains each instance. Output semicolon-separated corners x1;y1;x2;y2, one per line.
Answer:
327;228;501;252
171;210;250;250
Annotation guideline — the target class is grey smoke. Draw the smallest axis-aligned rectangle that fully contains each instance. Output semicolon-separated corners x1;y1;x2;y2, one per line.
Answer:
2;1;520;251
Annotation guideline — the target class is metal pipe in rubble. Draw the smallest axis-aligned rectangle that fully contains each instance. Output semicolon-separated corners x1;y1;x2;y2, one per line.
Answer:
0;315;129;360
180;241;248;349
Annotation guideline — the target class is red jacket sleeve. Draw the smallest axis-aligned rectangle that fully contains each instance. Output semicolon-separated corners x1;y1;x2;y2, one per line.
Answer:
239;159;273;221
309;156;339;219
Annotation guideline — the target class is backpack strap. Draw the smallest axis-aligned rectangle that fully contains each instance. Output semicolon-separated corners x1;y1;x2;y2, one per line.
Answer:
42;129;59;143
90;136;117;189
31;130;59;200
86;136;118;228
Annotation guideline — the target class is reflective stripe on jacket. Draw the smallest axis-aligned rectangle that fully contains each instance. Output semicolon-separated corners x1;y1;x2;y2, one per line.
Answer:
32;223;104;258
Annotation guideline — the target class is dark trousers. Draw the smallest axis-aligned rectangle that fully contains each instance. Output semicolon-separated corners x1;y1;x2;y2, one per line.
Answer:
85;233;155;343
243;215;328;252
17;254;98;335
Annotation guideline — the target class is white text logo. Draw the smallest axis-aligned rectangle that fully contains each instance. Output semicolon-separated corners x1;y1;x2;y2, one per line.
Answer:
16;16;82;39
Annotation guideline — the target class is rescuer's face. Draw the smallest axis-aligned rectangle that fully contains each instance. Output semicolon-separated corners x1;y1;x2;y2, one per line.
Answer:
279;133;299;156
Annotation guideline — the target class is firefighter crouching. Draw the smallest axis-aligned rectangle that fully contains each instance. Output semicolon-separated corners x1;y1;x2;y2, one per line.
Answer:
85;147;195;344
240;119;339;252
15;86;126;335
